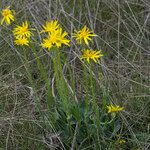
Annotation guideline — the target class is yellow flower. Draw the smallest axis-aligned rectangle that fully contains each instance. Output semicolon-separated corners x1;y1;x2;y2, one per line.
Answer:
13;21;33;39
14;37;29;46
80;49;103;63
41;20;59;34
54;27;70;47
41;27;70;50
41;37;52;50
73;25;97;45
107;104;124;113
1;6;14;25
119;139;126;145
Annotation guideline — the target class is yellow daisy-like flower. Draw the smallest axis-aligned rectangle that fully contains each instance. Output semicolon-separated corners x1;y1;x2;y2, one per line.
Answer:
41;27;70;50
41;20;59;34
13;21;33;39
54;27;70;47
107;104;124;113
73;25;97;45
41;37;52;50
80;49;103;63
1;6;14;25
14;37;29;46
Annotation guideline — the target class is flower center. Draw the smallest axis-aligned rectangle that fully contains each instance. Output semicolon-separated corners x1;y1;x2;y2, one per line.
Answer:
85;52;93;58
50;35;58;44
80;31;87;37
2;10;11;16
21;28;28;33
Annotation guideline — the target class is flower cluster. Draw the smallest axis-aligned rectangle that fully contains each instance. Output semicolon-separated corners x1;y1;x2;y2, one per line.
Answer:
41;20;70;50
13;21;33;46
0;6;104;63
0;6;103;63
73;25;102;63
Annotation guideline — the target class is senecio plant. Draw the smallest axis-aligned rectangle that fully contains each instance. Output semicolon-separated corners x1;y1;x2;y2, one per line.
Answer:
1;6;105;64
1;6;125;149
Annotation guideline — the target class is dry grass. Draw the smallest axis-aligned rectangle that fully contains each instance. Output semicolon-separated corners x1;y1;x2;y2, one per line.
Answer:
0;0;150;149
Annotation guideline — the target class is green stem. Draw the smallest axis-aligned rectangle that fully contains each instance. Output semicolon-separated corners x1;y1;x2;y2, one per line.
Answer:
52;47;69;112
31;47;54;110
